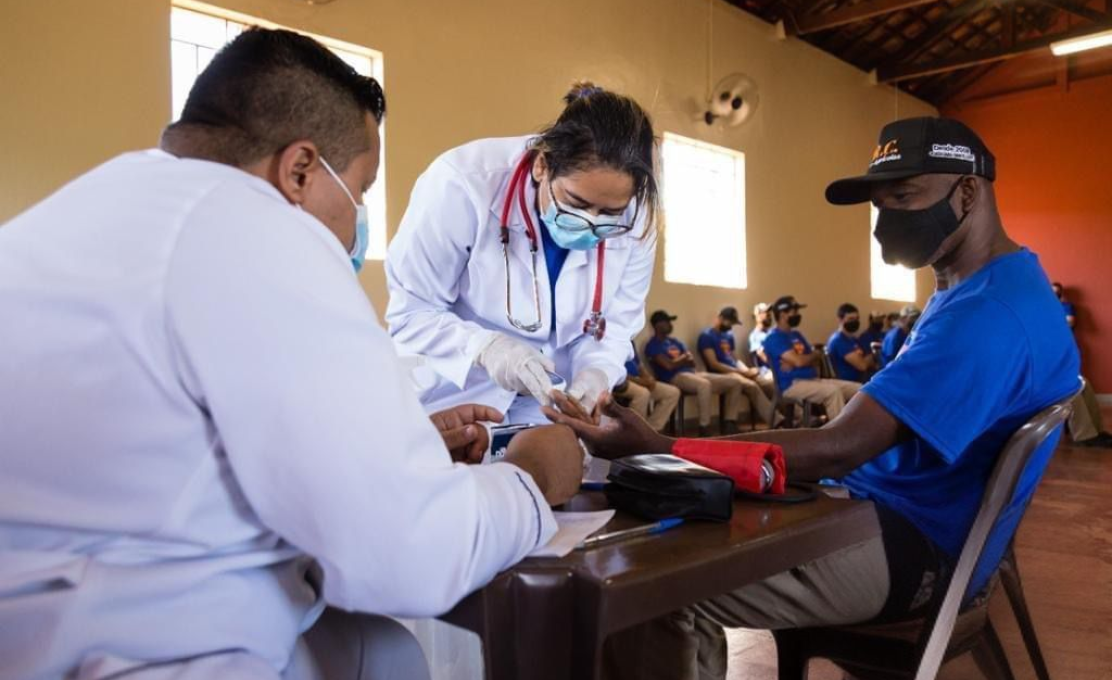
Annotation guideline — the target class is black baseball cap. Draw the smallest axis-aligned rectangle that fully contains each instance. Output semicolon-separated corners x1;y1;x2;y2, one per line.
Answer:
650;310;677;325
771;296;806;313
719;306;740;324
825;117;996;206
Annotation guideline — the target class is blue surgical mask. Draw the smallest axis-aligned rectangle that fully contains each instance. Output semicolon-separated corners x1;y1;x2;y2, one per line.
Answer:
539;180;624;251
319;157;370;272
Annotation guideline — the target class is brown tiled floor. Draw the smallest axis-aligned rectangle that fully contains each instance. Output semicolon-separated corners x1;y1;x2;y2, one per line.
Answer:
725;409;1112;680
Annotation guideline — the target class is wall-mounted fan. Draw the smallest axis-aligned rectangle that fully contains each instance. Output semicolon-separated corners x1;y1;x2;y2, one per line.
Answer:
703;73;760;127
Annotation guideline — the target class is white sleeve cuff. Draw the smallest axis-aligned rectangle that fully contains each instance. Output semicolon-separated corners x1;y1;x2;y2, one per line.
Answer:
426;329;498;389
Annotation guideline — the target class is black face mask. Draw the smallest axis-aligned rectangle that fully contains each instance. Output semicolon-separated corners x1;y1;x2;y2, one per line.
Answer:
844;319;861;334
788;314;802;328
760;318;772;329
868;321;882;333
874;177;969;269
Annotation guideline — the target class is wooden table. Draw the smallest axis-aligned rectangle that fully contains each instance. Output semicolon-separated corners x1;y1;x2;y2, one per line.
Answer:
440;490;880;680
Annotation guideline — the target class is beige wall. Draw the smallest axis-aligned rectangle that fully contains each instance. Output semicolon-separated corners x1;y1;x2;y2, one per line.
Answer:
0;0;935;351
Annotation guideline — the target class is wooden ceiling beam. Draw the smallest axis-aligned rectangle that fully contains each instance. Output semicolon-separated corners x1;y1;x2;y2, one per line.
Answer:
787;0;939;35
878;16;1112;81
883;0;986;65
1037;0;1106;23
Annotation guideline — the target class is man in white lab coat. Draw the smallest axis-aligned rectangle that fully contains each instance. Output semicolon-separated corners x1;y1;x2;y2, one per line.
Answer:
0;28;582;680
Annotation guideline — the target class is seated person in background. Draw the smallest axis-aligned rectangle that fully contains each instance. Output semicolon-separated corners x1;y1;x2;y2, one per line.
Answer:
748;301;774;369
827;303;877;383
613;341;681;432
881;304;921;367
764;296;861;419
1053;282;1112;447
0;29;584;680
547;117;1080;680
857;311;886;356
645;310;743;437
697;306;777;425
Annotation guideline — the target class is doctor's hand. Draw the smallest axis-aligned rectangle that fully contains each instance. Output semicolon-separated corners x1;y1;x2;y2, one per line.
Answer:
543;393;674;460
476;333;556;406
430;404;504;464
565;368;610;420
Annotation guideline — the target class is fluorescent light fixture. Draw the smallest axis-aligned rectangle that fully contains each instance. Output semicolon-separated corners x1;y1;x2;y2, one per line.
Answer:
1051;28;1112;56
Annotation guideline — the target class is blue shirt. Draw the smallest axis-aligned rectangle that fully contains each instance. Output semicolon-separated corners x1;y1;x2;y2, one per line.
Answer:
644;336;693;382
763;328;818;392
625;358;641;378
826;330;865;382
880;326;908;367
539;221;569;332
858;328;884;353
846;249;1080;599
697;327;737;368
1061;301;1075;320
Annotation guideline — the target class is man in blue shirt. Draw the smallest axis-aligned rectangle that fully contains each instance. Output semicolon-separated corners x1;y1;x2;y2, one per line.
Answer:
612;342;681;432
763;296;861;419
698;306;777;425
856;312;886;359
1053;282;1112;447
644;310;742;437
880;304;921;366
827;303;877;382
545;117;1081;680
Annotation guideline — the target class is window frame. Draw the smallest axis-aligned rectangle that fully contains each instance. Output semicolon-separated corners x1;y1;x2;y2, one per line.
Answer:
869;204;917;302
170;0;389;260
660;131;748;290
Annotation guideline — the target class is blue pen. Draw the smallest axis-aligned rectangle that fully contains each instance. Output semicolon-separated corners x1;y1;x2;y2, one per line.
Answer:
575;518;684;550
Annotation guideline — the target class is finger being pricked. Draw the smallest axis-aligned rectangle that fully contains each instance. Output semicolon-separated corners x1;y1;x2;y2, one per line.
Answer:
541;405;602;439
551;391;594;424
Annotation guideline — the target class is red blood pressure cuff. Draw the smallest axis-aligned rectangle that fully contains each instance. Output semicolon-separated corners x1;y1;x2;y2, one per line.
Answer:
671;439;787;495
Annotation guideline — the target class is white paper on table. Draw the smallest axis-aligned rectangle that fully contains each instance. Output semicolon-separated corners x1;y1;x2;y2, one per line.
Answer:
528;510;616;558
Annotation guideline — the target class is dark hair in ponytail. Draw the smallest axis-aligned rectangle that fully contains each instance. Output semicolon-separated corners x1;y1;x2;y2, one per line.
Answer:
532;82;659;235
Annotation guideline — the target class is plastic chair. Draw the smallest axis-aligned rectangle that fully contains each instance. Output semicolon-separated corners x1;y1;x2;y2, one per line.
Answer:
771;387;1079;679
813;344;836;380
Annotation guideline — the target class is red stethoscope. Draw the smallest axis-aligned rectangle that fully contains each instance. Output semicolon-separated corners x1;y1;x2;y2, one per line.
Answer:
499;152;607;341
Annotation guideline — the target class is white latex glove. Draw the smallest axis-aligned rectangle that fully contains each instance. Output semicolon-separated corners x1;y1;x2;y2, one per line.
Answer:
566;367;610;414
476;333;556;406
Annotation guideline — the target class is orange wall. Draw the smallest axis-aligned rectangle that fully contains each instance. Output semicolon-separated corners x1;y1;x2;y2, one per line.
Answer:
945;76;1112;393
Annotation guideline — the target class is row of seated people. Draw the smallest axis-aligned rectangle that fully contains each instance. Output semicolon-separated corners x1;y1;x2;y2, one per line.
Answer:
616;297;924;436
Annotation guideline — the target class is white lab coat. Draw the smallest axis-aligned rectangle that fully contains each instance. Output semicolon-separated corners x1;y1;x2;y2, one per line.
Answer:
0;150;555;680
386;136;656;421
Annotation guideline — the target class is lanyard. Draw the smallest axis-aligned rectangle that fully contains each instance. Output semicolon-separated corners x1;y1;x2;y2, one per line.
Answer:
500;152;606;341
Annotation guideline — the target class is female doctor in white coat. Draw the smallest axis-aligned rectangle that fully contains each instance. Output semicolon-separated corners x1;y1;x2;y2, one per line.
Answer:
386;83;659;424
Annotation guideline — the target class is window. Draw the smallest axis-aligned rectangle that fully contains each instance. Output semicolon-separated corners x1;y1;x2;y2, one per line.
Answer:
869;205;916;301
170;1;388;260
661;133;747;289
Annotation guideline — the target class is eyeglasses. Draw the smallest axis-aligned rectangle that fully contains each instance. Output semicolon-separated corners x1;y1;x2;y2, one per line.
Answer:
547;183;636;239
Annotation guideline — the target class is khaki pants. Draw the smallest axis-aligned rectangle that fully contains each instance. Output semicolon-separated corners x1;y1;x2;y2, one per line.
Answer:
671;372;744;427
720;372;776;424
784;378;862;420
621;380;683;431
1068;378;1104;441
602;534;889;680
